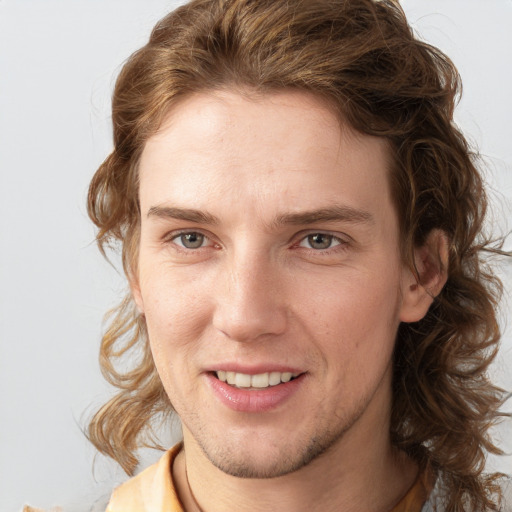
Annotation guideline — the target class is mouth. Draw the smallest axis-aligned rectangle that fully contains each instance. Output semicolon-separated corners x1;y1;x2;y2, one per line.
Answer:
214;370;301;389
208;369;305;412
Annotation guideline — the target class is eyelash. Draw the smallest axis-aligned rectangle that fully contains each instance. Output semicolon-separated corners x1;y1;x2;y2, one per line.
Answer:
296;233;347;252
166;230;216;251
165;229;350;255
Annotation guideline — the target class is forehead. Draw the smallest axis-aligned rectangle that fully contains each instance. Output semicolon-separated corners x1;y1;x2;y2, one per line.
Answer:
138;89;394;226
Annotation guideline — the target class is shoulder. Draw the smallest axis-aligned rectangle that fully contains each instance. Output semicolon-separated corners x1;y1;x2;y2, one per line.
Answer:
106;444;184;512
502;478;512;512
422;476;512;512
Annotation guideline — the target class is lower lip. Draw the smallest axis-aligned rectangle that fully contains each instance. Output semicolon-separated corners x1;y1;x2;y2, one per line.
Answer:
206;373;305;413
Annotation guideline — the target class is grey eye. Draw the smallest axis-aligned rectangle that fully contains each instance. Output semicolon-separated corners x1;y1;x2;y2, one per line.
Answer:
308;233;333;249
300;233;340;250
177;232;206;249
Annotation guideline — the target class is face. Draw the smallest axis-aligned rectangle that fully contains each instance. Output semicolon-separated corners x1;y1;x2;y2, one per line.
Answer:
134;90;420;478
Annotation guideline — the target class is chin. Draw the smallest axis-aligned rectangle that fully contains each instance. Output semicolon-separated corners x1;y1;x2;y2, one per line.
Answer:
198;425;349;479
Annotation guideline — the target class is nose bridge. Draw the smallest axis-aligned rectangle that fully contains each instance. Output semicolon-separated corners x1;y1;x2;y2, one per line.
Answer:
213;243;287;342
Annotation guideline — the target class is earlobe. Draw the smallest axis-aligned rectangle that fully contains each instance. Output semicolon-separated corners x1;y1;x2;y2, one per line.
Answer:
130;276;145;315
399;229;449;323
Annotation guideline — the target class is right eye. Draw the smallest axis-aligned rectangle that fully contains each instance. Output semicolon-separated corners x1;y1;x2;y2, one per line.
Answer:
172;232;208;249
299;233;341;250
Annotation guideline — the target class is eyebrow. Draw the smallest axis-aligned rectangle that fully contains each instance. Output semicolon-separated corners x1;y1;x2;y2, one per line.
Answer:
272;206;374;227
147;204;373;228
147;206;220;225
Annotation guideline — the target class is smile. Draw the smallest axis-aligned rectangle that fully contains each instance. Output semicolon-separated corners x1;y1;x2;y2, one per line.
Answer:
215;370;301;389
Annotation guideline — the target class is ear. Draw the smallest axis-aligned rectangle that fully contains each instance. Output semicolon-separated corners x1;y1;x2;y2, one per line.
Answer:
129;273;145;315
399;229;449;323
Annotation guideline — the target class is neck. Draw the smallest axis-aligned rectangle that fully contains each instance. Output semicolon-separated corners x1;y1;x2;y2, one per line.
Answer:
173;376;418;512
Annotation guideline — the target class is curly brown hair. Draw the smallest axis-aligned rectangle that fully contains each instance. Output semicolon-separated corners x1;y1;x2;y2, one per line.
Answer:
87;0;510;509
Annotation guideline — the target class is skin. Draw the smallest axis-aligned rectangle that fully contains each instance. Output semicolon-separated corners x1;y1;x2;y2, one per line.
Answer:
132;89;442;512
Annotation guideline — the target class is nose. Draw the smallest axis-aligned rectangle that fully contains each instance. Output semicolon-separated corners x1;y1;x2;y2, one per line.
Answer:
212;252;288;342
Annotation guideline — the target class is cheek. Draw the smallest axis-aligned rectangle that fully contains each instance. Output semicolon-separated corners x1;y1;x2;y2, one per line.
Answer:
311;266;401;325
309;271;402;364
145;298;208;347
140;271;212;365
143;289;208;405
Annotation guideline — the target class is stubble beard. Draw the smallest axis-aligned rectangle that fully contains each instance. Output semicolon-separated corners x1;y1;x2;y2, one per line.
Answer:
191;398;369;479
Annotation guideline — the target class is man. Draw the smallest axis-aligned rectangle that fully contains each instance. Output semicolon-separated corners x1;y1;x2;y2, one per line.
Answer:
87;0;511;510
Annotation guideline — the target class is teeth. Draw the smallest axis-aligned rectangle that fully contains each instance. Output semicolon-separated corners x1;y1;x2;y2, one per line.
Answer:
235;373;251;388
268;371;281;386
215;371;299;388
251;373;269;388
281;372;292;383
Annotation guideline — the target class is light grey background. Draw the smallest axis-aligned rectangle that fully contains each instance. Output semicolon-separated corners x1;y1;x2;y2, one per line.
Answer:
0;1;511;511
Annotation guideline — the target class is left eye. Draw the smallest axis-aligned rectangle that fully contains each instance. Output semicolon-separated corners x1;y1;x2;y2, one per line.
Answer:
173;232;208;249
299;233;342;250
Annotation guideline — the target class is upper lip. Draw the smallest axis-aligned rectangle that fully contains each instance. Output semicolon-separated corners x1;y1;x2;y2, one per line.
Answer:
204;364;304;375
